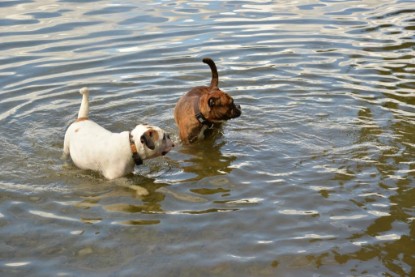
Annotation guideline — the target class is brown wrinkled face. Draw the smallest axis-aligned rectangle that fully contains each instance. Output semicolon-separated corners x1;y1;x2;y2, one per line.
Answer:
202;89;242;122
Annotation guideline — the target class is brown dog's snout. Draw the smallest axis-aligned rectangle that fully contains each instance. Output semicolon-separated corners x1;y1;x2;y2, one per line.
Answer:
233;104;242;117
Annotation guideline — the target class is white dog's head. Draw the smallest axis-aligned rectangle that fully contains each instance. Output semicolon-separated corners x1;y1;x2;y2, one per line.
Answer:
130;124;174;160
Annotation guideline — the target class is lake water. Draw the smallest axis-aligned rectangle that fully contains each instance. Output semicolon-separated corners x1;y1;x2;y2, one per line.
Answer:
0;0;414;276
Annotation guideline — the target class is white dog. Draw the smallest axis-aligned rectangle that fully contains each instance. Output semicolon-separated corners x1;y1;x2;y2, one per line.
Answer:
63;87;174;179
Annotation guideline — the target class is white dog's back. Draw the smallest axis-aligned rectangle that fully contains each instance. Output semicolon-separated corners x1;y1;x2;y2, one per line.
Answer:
64;120;134;178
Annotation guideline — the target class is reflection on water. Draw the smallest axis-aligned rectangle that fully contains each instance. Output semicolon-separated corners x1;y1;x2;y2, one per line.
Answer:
178;134;237;181
0;0;414;276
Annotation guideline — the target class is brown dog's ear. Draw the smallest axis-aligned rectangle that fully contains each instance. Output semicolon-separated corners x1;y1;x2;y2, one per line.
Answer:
208;97;217;108
208;96;220;108
140;130;156;150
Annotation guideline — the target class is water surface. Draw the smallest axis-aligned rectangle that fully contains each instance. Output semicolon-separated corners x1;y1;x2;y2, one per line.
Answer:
0;0;414;276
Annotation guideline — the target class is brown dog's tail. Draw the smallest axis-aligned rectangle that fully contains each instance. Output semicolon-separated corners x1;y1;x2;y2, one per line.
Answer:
203;57;219;88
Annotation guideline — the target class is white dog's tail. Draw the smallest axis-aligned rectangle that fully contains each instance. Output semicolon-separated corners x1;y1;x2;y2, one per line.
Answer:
77;87;89;119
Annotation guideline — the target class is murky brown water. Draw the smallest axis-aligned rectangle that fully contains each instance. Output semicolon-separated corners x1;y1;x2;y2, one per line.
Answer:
0;0;414;276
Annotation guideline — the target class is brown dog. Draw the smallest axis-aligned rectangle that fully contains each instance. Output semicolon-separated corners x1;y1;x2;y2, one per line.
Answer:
174;58;241;144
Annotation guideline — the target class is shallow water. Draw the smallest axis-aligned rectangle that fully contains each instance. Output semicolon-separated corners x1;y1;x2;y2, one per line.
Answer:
0;0;414;276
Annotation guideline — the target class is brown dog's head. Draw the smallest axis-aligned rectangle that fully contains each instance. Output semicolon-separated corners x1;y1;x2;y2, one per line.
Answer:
200;88;241;122
200;58;242;122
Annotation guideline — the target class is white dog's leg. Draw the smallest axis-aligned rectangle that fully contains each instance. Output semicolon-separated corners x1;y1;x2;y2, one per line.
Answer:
78;87;89;119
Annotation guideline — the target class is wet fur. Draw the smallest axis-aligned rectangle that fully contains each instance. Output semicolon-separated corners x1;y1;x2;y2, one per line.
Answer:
63;88;174;179
174;58;241;144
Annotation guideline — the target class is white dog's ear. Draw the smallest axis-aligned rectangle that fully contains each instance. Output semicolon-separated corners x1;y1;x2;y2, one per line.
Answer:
140;129;157;150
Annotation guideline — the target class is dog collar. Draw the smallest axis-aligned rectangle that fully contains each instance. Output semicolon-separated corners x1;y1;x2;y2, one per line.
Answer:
194;101;214;129
129;132;143;166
